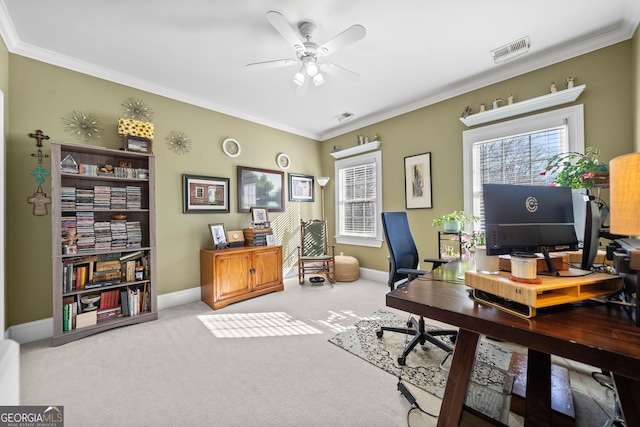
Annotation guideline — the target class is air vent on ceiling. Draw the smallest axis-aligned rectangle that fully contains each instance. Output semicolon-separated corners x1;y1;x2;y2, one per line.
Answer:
491;36;530;64
335;111;355;122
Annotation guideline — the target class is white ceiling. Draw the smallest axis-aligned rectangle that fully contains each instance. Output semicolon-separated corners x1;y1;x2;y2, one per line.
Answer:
1;0;639;141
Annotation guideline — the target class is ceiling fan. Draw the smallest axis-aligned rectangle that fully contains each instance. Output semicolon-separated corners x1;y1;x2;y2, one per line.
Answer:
246;11;366;95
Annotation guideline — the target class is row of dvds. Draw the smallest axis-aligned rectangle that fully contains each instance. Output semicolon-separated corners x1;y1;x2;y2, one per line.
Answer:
61;186;143;210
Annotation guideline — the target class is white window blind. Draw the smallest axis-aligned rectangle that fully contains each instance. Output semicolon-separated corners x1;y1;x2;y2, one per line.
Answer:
334;151;383;247
340;161;376;236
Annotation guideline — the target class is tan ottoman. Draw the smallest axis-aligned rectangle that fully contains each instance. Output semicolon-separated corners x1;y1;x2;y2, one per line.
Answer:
334;255;360;282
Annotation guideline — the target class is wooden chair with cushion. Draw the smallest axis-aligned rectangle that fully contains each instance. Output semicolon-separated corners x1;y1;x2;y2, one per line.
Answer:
298;219;335;284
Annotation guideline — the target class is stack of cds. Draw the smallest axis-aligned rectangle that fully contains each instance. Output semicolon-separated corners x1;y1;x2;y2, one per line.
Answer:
126;186;142;209
60;187;76;210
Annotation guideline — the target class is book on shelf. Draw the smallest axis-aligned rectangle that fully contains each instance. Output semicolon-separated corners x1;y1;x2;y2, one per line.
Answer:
62;296;76;331
75;310;97;329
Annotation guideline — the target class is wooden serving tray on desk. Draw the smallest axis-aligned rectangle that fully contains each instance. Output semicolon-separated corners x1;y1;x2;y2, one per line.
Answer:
466;270;622;318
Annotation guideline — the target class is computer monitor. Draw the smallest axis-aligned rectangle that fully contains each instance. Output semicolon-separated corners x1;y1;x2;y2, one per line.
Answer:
571;190;601;270
483;184;579;275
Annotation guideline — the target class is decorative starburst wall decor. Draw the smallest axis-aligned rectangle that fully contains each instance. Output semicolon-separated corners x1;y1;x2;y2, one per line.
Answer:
166;131;192;155
121;98;153;122
61;111;103;142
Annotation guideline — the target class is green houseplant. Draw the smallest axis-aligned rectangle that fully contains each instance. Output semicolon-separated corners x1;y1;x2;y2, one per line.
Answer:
540;147;608;189
431;210;478;233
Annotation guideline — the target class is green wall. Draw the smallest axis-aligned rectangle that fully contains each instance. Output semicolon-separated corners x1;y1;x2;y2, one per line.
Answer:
2;38;638;329
323;41;635;273
4;56;320;326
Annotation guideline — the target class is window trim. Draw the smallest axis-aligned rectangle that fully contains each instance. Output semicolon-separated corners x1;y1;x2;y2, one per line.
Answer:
463;105;584;216
334;150;383;248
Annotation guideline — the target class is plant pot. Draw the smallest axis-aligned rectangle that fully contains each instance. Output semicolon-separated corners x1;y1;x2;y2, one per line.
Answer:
443;220;461;233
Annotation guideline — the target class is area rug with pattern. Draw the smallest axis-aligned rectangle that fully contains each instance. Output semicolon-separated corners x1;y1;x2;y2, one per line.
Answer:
328;309;512;400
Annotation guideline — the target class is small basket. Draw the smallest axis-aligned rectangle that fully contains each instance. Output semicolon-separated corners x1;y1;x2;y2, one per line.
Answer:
309;276;325;285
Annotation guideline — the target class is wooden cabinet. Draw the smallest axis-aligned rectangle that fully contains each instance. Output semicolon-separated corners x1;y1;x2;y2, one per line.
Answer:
200;246;283;310
51;142;157;346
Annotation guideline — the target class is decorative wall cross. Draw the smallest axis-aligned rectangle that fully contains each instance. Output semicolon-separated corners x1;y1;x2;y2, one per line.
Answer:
27;185;52;216
29;129;50;164
30;164;50;184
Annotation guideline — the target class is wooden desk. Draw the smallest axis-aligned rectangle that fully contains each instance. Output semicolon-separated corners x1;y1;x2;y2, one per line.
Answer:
386;260;640;427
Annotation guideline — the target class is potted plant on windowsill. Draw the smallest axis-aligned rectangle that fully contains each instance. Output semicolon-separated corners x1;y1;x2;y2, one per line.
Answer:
432;211;478;233
540;147;608;189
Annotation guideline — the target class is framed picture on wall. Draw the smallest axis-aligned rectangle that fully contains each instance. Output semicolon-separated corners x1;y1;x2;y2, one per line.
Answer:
288;173;314;202
237;166;284;213
404;152;432;209
182;174;230;213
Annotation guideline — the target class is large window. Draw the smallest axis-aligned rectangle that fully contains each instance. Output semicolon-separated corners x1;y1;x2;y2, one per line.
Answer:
334;151;383;247
463;105;585;231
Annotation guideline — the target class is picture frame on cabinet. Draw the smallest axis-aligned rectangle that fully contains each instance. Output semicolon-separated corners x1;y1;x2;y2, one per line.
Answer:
208;223;228;249
237;166;284;213
124;136;153;154
288;173;314;202
404;152;433;209
250;207;269;225
183;174;230;213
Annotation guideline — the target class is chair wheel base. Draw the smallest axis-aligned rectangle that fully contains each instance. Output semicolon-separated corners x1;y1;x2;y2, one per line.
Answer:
376;329;383;338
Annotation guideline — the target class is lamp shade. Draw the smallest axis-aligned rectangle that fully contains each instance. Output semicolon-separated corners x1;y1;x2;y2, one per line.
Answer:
610;152;640;236
317;176;330;187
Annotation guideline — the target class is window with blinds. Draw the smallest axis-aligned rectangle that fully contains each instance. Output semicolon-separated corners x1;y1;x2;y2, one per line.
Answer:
340;162;376;236
463;105;584;232
334;151;383;247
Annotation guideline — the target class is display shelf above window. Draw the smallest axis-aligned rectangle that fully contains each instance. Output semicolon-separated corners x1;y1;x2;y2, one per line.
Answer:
460;84;585;127
330;140;381;159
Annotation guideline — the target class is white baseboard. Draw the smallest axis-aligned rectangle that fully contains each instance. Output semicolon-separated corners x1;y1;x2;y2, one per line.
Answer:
157;286;201;311
359;267;388;283
7;268;388;345
7;318;52;345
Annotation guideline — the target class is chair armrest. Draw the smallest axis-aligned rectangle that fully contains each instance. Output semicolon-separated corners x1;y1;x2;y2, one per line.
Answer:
397;268;429;281
423;258;450;270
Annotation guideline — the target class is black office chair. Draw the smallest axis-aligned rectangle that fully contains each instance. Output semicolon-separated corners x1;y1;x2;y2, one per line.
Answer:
377;211;457;366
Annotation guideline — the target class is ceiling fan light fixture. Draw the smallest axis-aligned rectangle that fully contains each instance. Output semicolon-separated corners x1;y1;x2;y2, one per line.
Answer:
305;62;319;77
293;71;305;86
313;73;325;86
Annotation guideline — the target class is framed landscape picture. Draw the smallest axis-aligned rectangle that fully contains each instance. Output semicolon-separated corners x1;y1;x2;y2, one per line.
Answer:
182;174;230;213
288;173;314;202
237;166;284;213
404;152;432;209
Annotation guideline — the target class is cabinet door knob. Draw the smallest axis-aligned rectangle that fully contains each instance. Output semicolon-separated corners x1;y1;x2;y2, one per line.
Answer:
250;268;256;274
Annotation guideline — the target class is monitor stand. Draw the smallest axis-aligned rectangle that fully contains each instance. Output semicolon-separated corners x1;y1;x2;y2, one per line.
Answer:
540;246;559;276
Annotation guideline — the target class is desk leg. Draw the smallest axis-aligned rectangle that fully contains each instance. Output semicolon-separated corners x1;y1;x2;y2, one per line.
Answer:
611;373;640;427
525;349;551;427
436;328;480;427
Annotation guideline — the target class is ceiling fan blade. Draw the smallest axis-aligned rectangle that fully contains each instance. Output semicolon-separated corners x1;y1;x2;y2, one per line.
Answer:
246;58;298;70
317;25;366;56
295;78;309;96
318;62;360;82
266;11;305;52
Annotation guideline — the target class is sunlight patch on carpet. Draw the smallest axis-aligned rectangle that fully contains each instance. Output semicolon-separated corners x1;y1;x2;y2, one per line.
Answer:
198;312;323;338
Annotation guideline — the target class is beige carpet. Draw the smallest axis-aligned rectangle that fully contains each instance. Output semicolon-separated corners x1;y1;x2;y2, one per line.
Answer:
19;277;619;426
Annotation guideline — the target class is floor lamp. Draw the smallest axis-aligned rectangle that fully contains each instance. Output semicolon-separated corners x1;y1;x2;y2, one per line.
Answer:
316;177;330;221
